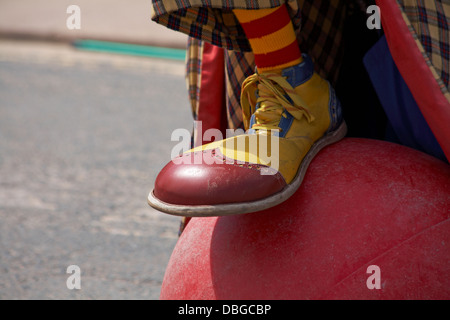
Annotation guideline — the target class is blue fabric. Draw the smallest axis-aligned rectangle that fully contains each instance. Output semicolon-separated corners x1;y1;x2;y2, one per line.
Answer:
282;54;314;87
277;111;295;138
363;35;446;162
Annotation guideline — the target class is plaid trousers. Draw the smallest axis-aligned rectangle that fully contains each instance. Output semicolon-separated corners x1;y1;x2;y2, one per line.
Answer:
151;0;449;130
152;0;348;130
399;0;450;97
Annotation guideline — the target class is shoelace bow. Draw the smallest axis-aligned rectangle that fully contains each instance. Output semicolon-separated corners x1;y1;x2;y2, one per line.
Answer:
241;73;315;132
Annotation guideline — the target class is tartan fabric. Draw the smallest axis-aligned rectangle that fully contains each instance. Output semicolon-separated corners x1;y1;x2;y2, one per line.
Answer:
297;0;347;85
397;0;450;95
224;51;255;129
185;37;204;121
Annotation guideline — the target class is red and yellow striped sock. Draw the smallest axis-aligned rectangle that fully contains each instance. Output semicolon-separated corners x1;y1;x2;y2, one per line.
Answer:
233;4;303;73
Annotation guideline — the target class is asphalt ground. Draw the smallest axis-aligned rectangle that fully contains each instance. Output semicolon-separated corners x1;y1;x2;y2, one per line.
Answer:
0;39;192;299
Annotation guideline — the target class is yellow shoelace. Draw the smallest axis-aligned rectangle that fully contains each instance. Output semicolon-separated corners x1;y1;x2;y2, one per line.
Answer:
241;73;315;132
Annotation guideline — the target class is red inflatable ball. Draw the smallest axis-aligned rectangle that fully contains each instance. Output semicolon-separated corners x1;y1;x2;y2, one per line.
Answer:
160;138;450;300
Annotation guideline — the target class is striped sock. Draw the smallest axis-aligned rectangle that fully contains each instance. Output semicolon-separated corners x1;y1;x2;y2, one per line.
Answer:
233;4;302;73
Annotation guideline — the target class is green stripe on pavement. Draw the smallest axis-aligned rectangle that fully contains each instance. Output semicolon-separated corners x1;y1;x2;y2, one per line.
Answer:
73;40;186;61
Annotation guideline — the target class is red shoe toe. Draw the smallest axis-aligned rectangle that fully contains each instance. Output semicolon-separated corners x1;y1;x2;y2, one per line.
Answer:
153;148;287;206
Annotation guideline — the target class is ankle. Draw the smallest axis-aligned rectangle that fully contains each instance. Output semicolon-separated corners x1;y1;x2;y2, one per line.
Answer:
233;5;302;73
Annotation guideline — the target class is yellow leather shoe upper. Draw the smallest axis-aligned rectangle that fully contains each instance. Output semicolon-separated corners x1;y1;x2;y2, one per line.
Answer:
188;58;337;185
